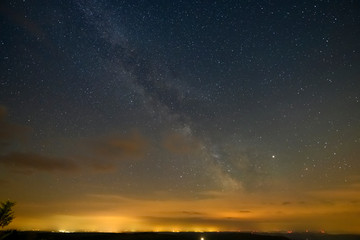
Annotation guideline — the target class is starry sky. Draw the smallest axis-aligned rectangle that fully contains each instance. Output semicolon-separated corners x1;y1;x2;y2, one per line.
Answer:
1;0;360;233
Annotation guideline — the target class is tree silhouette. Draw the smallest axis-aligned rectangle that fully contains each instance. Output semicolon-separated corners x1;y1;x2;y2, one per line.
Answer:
0;201;15;229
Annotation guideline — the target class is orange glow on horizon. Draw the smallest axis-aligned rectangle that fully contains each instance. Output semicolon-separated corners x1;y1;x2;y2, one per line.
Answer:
4;184;360;234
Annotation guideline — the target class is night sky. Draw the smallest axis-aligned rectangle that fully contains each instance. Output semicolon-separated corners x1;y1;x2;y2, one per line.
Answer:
1;0;360;233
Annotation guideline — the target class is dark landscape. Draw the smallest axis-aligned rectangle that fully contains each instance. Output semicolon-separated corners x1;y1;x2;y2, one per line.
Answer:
1;231;360;240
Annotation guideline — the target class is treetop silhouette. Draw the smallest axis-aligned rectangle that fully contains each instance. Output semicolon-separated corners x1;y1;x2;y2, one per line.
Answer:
0;201;15;229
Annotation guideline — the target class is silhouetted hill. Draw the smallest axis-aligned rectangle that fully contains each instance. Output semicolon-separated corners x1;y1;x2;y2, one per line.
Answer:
2;231;359;240
1;231;290;240
280;232;360;240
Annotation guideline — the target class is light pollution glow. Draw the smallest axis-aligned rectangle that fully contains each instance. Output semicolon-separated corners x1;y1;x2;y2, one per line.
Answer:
6;181;360;233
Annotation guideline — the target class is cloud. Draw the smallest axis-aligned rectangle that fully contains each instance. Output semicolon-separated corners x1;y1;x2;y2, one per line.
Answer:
155;210;206;217
162;132;201;155
142;216;258;229
0;4;45;40
180;211;204;216
0;179;8;186
238;210;252;213
0;105;6;119
0;105;80;174
91;131;149;160
0;105;31;148
88;161;117;173
0;152;79;173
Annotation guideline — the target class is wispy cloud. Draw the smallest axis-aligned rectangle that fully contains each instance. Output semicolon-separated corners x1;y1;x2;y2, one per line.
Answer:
0;4;45;40
91;131;150;160
141;215;258;230
0;105;31;148
162;131;201;155
0;152;79;173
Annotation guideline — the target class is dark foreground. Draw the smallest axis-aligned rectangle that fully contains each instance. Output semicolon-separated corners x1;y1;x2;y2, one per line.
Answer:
1;231;359;240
